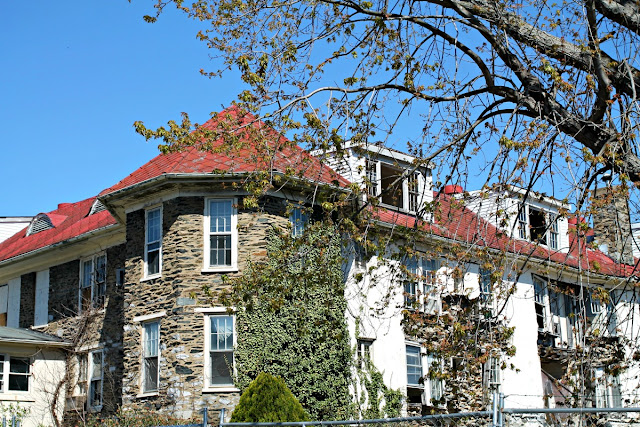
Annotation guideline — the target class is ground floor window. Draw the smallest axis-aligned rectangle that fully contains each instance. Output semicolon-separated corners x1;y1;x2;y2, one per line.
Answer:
206;315;235;387
0;355;30;392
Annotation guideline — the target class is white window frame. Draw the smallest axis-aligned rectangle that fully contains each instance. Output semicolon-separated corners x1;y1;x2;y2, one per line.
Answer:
79;253;107;313
144;206;162;279
594;368;623;408
425;354;444;405
141;321;160;395
356;338;373;369
406;344;423;388
0;355;31;393
533;278;550;332
479;268;494;315
366;159;422;214
201;308;238;392
203;198;238;272
88;349;104;411
404;257;440;314
517;204;560;249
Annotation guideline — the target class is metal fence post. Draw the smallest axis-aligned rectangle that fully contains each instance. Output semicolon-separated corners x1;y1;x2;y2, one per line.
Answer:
498;393;505;427
203;408;208;427
492;392;499;427
219;408;226;427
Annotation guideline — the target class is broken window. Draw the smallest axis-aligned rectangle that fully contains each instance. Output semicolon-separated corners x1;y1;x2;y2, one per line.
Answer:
529;208;547;244
517;205;559;248
79;253;107;313
533;278;548;332
380;163;404;208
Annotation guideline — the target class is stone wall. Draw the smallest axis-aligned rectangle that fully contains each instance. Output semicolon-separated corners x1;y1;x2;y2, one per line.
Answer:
592;186;633;265
19;272;36;328
49;260;80;321
122;195;290;419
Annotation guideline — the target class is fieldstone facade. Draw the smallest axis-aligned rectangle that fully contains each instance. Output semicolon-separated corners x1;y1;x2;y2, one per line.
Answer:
116;195;292;418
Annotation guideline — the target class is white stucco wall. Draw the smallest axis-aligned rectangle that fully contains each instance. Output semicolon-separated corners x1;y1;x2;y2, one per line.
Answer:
0;345;66;427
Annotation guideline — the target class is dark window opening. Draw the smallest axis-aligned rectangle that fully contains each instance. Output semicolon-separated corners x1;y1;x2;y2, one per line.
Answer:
529;208;547;244
380;164;404;208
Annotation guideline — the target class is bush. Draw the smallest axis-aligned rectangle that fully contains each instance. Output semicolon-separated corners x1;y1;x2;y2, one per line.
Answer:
230;372;310;422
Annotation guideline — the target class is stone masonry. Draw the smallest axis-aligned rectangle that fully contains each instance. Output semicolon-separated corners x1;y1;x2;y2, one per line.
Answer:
121;195;291;419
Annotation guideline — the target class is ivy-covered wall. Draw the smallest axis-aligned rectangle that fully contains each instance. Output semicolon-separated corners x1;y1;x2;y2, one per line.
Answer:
226;223;354;420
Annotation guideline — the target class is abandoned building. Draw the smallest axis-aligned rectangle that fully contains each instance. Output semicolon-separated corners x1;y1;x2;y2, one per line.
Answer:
0;107;638;426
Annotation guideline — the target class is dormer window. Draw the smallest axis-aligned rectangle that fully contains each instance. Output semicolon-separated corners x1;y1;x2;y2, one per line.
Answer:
517;205;559;250
89;199;107;216
26;214;54;236
366;159;423;213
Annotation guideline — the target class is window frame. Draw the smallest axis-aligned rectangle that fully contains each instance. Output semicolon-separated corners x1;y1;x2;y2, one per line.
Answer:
406;344;423;388
144;206;163;279
0;355;31;393
403;257;440;314
203;198;238;272
203;311;237;391
356;338;373;369
141;321;160;394
517;204;560;249
289;207;309;238
78;253;107;313
88;349;104;411
365;159;422;214
425;354;444;405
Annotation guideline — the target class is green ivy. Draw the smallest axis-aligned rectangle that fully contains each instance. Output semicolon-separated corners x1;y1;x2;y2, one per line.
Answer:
225;222;355;420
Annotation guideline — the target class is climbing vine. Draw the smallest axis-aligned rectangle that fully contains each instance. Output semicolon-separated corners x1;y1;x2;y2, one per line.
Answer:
222;222;355;420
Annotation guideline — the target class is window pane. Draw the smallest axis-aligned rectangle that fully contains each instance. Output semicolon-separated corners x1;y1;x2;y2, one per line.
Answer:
82;261;93;288
95;255;106;284
210;200;232;233
147;208;161;243
210;236;232;266
8;374;28;392
90;379;102;407
406;346;422;386
211;316;233;351
143;357;159;392
9;358;29;374
91;352;103;379
148;249;160;276
144;322;159;357
210;351;233;385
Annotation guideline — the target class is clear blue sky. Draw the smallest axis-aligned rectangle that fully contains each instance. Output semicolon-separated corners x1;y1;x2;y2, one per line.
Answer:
1;1;242;215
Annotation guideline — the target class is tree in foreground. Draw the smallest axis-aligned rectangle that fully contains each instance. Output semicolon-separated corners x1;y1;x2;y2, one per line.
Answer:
230;372;310;422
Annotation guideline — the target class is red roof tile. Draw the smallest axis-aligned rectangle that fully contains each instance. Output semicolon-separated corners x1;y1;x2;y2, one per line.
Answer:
0;197;117;263
372;193;639;278
100;106;348;196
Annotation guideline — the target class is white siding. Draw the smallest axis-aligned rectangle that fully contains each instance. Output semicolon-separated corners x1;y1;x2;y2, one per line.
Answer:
7;277;20;327
34;269;49;326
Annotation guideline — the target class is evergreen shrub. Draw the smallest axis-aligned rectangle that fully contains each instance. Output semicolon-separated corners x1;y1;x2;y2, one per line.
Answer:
230;372;310;422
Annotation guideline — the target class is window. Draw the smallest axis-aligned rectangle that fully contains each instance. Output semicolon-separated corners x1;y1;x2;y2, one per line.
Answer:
479;268;493;315
205;199;237;270
426;354;444;404
594;368;622;408
289;207;308;238
366;160;378;197
80;254;106;312
88;350;104;409
357;339;373;368
142;321;160;393
145;207;162;278
207;315;235;387
487;356;501;391
366;160;422;213
406;345;422;387
533;278;548;331
549;217;559;250
404;257;439;313
0;356;30;392
517;205;560;248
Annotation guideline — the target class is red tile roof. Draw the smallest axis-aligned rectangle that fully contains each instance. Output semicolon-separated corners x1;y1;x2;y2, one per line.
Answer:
100;106;349;196
373;194;639;278
0;105;636;280
0;197;117;263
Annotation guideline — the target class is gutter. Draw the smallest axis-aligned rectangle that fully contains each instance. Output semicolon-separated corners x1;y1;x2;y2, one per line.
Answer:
0;223;122;270
0;338;71;348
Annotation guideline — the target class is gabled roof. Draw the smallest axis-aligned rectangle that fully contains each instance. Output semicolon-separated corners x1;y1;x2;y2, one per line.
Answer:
0;326;71;347
373;193;639;279
0;197;117;263
100;106;349;197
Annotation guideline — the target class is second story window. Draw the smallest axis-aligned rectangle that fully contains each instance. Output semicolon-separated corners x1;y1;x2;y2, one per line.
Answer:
517;204;560;248
145;207;162;278
289;207;308;238
80;254;106;313
142;321;160;393
204;199;237;271
404;257;440;314
366;160;423;213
